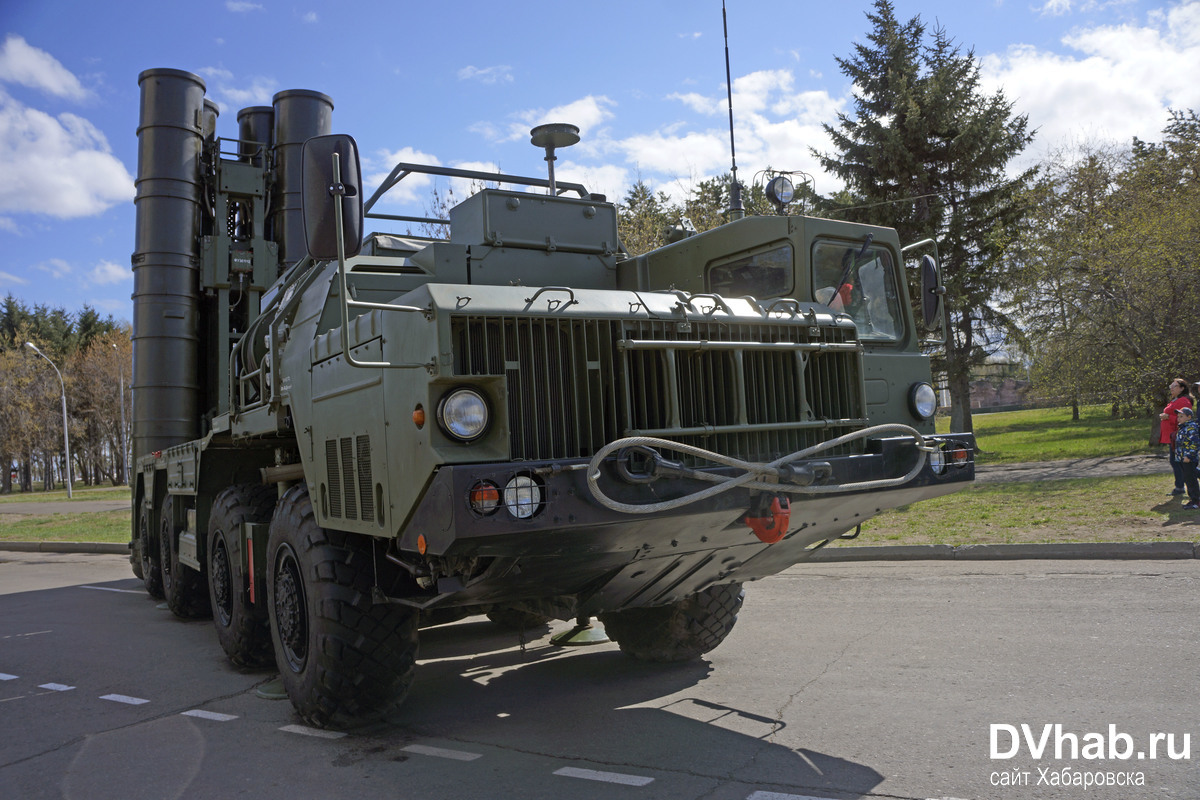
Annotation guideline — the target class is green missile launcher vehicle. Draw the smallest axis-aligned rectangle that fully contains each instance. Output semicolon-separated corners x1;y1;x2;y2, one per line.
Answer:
130;68;974;728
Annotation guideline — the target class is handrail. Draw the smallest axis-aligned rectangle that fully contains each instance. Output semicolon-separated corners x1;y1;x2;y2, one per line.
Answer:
363;161;591;215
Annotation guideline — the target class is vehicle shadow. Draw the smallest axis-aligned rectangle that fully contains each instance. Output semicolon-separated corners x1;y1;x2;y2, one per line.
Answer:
347;617;884;799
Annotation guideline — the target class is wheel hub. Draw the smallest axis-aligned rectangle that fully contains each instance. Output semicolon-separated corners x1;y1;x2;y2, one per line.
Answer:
273;550;307;672
211;536;232;626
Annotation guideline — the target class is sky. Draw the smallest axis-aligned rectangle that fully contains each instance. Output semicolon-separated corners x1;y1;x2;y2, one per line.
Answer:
1;0;1198;320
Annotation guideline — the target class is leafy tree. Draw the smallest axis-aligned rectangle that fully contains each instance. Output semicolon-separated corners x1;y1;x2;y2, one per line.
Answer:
618;179;676;256
0;295;125;492
815;0;1035;435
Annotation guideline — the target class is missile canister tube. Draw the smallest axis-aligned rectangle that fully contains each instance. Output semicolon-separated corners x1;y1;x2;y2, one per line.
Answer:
131;68;206;461
236;105;274;167
271;89;332;275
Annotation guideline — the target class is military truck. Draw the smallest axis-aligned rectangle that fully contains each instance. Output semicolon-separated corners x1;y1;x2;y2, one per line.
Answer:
129;68;974;728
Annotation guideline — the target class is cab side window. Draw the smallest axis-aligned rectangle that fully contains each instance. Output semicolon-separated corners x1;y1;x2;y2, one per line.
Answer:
707;244;793;300
812;241;903;341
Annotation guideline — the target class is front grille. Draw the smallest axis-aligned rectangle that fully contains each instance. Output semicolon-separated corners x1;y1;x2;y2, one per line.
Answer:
452;314;866;464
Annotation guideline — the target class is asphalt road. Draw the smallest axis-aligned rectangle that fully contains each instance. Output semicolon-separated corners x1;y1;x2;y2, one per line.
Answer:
1;552;1197;800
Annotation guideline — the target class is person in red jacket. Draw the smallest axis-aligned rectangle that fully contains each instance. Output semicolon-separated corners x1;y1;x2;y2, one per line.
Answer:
1160;377;1194;494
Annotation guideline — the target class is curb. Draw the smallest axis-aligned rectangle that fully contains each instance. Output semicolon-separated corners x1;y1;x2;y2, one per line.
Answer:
0;541;129;555
810;541;1200;562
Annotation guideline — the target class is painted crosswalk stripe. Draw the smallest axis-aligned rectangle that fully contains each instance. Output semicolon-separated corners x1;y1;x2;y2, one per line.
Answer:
553;767;654;786
402;744;483;761
0;673;17;681
280;724;346;739
39;683;74;692
101;694;149;705
182;709;238;722
81;585;145;594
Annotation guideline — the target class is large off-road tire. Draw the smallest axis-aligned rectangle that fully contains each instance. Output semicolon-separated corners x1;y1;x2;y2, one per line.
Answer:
486;607;552;631
159;495;211;619
208;484;277;667
266;484;419;728
138;502;163;599
598;582;745;662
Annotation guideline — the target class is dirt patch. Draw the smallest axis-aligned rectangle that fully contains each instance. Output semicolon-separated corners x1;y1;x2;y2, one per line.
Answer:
975;453;1170;483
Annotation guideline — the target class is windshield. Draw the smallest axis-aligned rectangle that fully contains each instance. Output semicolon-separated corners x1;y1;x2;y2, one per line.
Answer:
707;244;793;299
812;241;903;341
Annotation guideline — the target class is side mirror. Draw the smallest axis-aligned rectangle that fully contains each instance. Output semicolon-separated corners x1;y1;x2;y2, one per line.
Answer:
920;254;943;327
301;134;363;260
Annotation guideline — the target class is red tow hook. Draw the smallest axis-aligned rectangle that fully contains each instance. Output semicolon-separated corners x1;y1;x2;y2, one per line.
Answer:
745;496;791;544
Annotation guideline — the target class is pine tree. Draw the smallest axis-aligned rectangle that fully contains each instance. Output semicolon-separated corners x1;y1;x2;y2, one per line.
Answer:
815;0;1034;434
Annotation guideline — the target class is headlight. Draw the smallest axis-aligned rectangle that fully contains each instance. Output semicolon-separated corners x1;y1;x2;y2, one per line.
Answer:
909;382;937;420
503;475;542;519
928;445;947;474
766;175;794;207
437;388;490;442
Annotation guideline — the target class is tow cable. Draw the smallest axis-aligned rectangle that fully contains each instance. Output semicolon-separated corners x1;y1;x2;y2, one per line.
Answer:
585;424;937;541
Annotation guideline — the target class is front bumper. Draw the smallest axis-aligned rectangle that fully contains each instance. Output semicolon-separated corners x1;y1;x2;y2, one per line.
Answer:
395;433;974;613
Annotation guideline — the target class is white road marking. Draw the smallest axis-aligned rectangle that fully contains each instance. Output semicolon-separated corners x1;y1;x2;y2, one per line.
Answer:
81;585;144;594
1;630;51;640
100;694;149;705
39;683;74;691
279;724;347;739
182;709;238;722
0;673;17;681
553;767;654;786
402;744;483;761
746;794;851;800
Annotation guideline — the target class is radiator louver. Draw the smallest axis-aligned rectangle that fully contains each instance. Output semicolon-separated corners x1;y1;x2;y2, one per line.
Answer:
452;314;865;464
324;435;373;521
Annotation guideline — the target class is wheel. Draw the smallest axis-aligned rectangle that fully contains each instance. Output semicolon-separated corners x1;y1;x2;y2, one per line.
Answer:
486;607;552;630
130;533;144;580
138;501;164;599
159;495;211;619
266;484;419;728
208;484;277;667
598;582;745;662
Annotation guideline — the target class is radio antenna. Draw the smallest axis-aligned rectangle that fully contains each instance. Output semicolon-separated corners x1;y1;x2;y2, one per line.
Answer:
723;0;744;220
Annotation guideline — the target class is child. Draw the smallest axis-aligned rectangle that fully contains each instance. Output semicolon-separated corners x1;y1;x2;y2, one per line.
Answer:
1175;406;1200;509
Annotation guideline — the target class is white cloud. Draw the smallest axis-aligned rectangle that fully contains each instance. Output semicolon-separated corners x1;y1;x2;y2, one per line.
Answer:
37;258;72;279
302;12;318;23
980;3;1200;161
0;36;88;101
458;65;513;85
226;1;263;12
669;92;722;115
0;270;29;287
555;161;631;204
0;216;17;233
198;67;278;109
1039;0;1073;15
501;96;616;143
608;69;844;201
364;146;443;207
0;95;134;217
89;259;128;285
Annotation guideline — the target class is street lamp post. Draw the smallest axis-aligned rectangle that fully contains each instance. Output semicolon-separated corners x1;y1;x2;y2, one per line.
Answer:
112;343;128;485
25;342;73;499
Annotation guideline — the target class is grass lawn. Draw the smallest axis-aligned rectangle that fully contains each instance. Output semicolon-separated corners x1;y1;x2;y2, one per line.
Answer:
0;484;131;504
0;509;129;544
944;404;1155;464
850;474;1194;547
